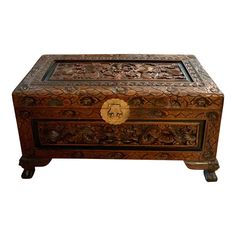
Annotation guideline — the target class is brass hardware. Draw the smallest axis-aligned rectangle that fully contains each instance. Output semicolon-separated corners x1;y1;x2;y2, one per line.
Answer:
101;98;130;125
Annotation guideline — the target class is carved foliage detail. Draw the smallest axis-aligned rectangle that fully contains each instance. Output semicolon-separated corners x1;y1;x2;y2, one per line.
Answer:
192;97;212;107
37;121;199;147
22;97;36;106
80;96;98;106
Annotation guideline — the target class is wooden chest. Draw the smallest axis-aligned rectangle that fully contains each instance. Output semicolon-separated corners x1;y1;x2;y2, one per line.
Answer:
12;54;224;181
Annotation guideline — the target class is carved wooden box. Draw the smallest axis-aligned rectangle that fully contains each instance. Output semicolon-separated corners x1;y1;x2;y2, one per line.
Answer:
12;54;224;181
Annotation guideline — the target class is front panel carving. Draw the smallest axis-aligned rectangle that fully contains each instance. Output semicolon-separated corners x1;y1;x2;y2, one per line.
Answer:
34;120;204;151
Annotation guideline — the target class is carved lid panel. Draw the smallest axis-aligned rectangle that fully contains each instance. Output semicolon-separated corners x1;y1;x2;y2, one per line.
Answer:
13;55;223;109
43;60;191;82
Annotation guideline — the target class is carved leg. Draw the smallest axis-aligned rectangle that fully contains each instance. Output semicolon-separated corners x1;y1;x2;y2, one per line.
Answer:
19;156;51;179
184;159;219;182
203;170;217;182
22;168;35;179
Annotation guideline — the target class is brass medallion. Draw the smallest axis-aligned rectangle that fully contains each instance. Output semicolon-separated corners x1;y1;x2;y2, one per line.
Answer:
100;98;130;125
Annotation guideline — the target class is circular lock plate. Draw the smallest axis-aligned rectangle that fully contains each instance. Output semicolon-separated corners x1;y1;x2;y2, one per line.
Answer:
100;98;130;125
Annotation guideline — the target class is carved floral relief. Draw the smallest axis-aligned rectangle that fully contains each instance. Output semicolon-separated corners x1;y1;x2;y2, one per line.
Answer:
37;121;199;147
48;62;186;81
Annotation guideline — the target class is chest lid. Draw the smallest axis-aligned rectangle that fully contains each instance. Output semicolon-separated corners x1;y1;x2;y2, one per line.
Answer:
13;54;223;109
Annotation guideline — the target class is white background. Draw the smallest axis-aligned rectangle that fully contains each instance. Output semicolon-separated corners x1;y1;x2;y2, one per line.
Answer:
0;0;235;235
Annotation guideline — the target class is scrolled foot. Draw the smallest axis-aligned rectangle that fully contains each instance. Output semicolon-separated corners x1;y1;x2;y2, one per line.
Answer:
204;170;218;182
21;168;35;179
